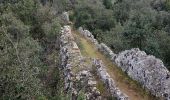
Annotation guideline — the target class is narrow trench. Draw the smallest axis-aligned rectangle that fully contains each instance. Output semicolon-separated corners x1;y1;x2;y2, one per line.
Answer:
72;29;159;100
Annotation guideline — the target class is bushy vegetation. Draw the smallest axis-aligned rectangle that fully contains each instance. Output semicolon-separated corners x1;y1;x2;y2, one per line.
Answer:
1;0;170;99
72;0;170;69
0;0;68;99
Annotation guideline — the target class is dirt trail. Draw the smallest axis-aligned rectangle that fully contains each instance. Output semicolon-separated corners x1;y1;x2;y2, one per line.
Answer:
72;30;158;100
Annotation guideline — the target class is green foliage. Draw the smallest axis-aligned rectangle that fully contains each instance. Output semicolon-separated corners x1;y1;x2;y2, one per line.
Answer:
0;0;63;99
0;12;43;99
103;0;113;9
123;10;152;49
102;24;125;53
165;0;170;10
77;90;86;100
112;1;130;24
13;0;36;24
42;18;61;39
73;0;115;34
53;0;74;13
73;0;170;69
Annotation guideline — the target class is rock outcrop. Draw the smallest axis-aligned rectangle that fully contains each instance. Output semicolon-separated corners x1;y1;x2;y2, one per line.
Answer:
60;26;101;100
78;27;170;99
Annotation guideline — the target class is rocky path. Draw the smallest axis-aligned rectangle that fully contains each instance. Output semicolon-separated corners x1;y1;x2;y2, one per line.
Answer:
72;29;158;100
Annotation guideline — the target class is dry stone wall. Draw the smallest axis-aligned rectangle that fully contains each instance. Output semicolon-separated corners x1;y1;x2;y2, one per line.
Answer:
62;12;71;24
100;43;117;62
78;27;170;99
78;27;101;49
78;27;129;100
78;27;117;61
93;59;129;100
60;26;101;100
115;48;170;99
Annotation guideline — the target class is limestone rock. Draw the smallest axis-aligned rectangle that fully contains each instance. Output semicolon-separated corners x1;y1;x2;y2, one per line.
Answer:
115;48;170;99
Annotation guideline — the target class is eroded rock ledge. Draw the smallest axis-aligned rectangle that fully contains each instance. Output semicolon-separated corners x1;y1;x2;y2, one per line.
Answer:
78;27;170;99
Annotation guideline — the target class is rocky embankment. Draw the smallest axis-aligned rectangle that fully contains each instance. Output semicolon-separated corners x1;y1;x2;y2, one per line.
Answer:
78;27;170;100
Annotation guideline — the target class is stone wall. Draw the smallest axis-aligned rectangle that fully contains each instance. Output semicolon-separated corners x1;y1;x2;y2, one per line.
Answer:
78;27;129;99
99;43;117;62
115;48;170;99
61;12;71;24
78;27;117;61
78;27;101;49
78;27;170;99
60;26;101;100
93;59;129;100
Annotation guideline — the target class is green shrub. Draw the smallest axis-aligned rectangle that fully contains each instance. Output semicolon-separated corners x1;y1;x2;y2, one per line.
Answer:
0;0;63;99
